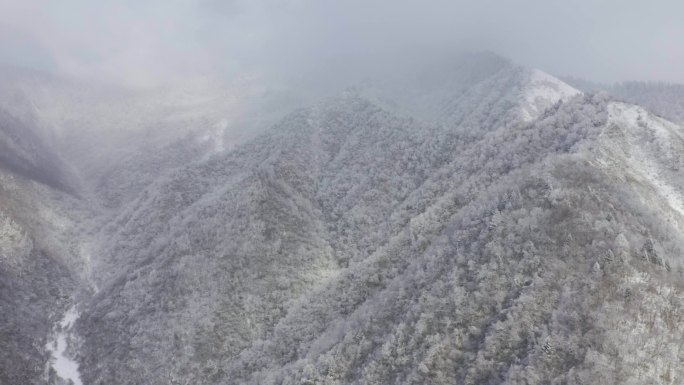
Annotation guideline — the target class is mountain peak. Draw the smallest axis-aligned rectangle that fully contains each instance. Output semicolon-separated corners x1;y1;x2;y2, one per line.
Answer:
2;52;684;385
519;69;582;121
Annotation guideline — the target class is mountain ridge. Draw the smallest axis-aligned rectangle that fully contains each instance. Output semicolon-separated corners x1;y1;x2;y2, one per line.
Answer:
76;72;683;384
1;53;683;385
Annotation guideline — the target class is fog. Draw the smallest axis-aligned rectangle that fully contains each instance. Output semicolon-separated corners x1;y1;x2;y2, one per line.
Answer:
1;0;683;87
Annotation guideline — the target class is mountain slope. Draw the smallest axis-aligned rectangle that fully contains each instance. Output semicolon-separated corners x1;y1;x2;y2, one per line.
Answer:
0;138;92;384
0;107;75;194
358;53;580;130
69;63;682;385
564;77;684;124
0;66;304;211
77;57;577;383
1;55;683;385
214;95;682;385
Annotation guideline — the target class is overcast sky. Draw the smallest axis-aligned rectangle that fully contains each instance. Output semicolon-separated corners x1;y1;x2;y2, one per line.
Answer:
1;0;683;87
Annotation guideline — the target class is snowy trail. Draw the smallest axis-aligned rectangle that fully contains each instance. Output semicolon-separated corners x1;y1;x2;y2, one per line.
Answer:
46;305;83;385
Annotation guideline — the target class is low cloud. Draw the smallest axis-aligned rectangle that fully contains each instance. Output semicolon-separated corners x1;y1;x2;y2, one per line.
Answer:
1;0;683;87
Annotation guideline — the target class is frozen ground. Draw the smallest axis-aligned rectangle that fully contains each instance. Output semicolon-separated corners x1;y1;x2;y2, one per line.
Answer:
45;306;82;385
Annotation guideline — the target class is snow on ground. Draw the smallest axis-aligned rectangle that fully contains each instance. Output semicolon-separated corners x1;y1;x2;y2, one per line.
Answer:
607;102;684;219
519;69;582;121
45;305;83;385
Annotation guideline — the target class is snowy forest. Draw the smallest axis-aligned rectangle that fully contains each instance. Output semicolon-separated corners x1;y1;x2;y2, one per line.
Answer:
0;52;683;384
2;2;684;384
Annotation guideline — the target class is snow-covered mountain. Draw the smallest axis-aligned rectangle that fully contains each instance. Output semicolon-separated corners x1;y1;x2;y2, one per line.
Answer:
1;53;683;385
349;53;580;129
564;77;684;124
0;111;93;384
0;66;306;210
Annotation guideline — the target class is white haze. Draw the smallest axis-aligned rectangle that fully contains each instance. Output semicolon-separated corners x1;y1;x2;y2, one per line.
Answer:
1;0;684;88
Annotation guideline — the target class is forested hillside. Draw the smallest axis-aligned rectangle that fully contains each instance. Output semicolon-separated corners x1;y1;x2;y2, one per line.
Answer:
73;59;682;384
0;106;93;384
1;54;683;385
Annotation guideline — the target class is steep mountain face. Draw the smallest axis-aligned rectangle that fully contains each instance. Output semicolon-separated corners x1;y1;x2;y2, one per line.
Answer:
0;108;93;385
1;54;683;385
0;208;73;385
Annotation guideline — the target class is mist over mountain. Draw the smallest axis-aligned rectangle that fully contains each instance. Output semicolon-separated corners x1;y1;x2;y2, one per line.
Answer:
564;77;684;124
1;47;684;385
